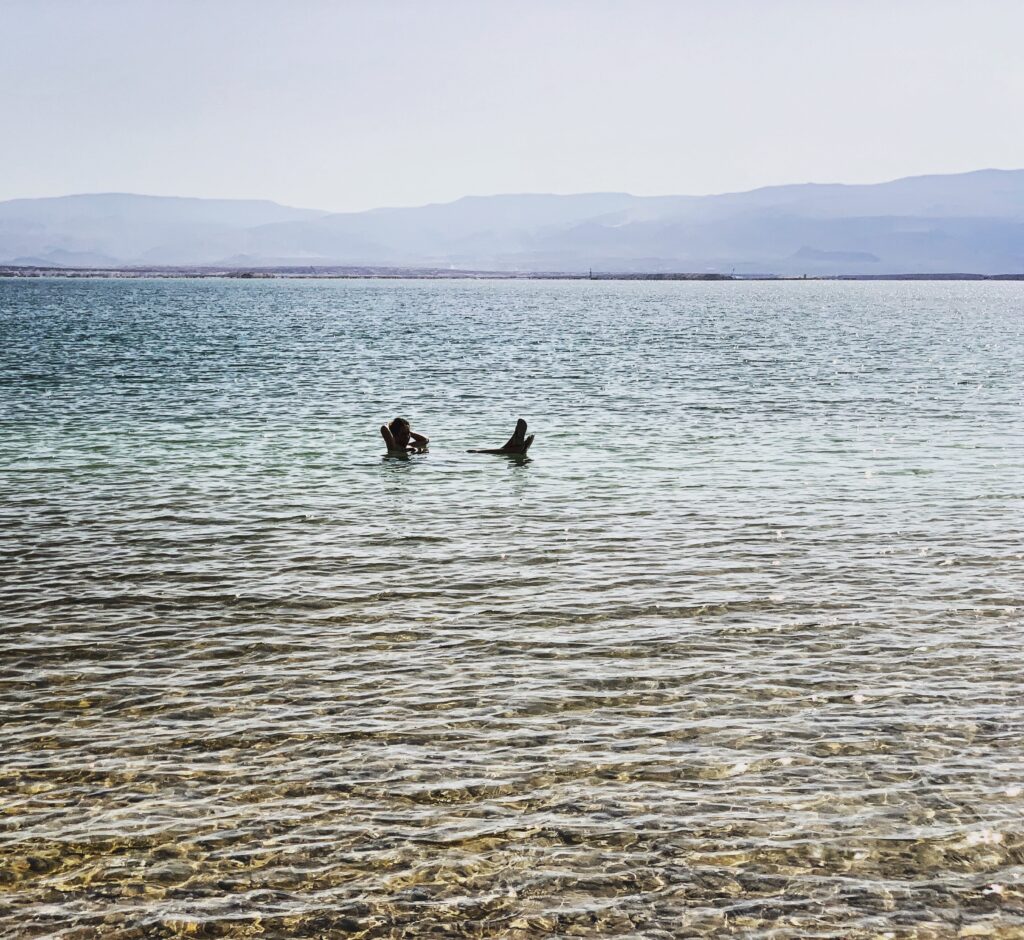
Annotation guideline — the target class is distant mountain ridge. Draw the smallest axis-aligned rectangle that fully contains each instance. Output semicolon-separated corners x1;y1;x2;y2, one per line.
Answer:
3;170;1024;274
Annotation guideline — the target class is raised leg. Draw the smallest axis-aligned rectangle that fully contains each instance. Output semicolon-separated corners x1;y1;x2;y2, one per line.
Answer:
501;418;528;452
467;418;535;455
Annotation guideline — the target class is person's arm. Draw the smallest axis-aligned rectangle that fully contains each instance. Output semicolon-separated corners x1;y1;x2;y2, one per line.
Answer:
409;431;429;451
380;424;397;451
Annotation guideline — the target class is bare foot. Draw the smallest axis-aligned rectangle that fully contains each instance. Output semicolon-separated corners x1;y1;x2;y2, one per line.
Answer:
468;418;535;455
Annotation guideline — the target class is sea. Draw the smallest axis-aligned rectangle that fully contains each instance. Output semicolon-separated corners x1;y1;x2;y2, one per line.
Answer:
2;277;1023;938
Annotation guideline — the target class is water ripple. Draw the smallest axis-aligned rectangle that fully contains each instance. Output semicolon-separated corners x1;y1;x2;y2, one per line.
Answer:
2;277;1023;937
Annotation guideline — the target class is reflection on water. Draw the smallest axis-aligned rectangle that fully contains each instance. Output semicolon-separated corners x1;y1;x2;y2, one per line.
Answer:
1;277;1023;937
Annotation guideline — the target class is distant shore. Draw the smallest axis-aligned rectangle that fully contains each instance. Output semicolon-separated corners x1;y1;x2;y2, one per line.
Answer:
1;264;1023;281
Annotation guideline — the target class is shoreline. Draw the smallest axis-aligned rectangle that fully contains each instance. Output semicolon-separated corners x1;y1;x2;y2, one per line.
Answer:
1;265;1023;281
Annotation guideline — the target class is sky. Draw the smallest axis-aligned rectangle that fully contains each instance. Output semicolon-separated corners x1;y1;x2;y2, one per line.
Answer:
3;0;1024;212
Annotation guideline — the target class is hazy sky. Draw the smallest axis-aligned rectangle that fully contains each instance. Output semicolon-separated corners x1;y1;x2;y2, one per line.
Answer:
4;0;1024;211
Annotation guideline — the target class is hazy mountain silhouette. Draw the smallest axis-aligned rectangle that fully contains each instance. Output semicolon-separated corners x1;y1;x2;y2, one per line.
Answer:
3;170;1024;274
0;193;326;269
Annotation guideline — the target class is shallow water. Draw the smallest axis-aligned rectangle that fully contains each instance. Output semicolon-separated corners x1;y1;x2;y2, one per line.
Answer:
1;277;1023;938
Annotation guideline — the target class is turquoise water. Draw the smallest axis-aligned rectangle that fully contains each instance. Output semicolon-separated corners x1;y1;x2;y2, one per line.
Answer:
2;277;1023;937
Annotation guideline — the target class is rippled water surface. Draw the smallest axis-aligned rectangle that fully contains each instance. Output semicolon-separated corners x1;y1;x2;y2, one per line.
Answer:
2;277;1023;938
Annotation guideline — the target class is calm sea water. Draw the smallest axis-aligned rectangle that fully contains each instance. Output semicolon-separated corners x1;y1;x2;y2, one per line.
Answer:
2;277;1023;938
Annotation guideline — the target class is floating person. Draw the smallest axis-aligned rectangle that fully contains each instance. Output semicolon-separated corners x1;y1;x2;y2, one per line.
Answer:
380;416;429;456
467;417;535;455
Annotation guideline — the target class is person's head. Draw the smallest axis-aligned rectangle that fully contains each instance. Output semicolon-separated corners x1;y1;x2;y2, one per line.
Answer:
389;416;410;444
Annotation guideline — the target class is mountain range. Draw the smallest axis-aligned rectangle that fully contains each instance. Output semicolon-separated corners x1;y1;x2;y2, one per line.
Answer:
3;169;1024;275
